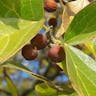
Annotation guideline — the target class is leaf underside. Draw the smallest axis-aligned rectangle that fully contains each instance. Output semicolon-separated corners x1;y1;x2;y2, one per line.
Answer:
65;44;96;96
0;0;44;64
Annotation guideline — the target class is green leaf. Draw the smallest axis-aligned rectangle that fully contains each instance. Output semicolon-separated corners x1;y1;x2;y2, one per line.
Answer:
64;44;96;96
0;0;44;21
0;19;44;64
58;93;77;96
27;91;35;96
5;74;18;96
64;2;96;45
1;61;49;82
0;0;44;64
57;61;67;75
84;41;96;58
58;83;75;95
35;83;57;96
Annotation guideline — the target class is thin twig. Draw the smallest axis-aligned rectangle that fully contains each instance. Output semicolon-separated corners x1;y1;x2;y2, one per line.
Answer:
59;0;65;9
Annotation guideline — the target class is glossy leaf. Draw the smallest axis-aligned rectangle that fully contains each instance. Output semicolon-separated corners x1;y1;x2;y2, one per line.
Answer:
65;44;96;96
0;0;44;21
35;83;57;96
0;0;44;64
64;2;96;45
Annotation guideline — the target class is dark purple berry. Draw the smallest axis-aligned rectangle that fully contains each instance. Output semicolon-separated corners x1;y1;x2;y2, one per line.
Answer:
31;34;48;50
48;45;65;62
44;0;57;12
48;18;57;27
55;0;59;3
22;44;38;60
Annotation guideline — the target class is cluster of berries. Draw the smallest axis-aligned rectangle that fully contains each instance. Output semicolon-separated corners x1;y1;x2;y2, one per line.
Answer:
22;0;65;63
22;33;65;63
44;0;58;28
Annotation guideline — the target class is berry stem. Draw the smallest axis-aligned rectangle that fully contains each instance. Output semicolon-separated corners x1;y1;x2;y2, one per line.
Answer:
44;25;53;33
43;25;48;30
59;0;65;9
44;26;63;45
49;28;62;44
